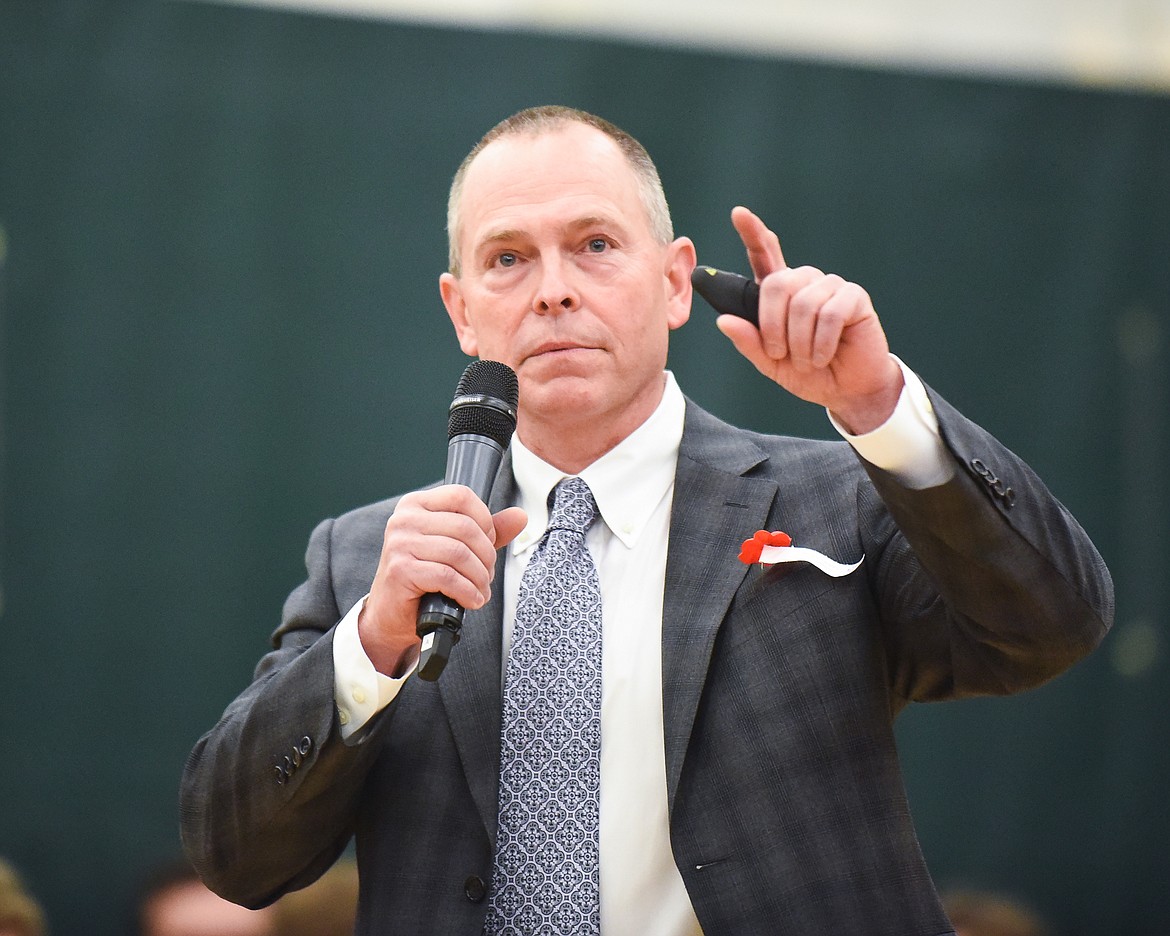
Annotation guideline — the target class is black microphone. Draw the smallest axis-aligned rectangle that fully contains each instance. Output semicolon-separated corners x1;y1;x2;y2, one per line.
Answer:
415;360;519;681
691;265;760;326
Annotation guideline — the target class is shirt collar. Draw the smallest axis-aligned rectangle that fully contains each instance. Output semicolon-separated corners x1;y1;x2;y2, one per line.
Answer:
510;371;685;555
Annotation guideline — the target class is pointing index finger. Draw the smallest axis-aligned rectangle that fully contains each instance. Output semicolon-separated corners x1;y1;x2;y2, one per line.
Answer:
731;205;787;281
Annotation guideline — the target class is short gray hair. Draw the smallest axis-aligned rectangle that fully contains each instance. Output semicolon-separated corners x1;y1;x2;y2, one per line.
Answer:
446;105;674;276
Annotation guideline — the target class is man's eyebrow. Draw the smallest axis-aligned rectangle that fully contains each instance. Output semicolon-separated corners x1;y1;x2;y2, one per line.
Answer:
567;214;626;235
469;229;527;264
476;229;525;249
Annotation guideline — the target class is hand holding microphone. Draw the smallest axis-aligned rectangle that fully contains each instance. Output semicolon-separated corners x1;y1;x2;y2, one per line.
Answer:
359;361;525;682
415;360;520;679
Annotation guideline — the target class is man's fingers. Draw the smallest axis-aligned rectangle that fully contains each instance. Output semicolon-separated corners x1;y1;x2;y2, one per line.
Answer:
716;314;775;375
809;283;868;367
380;488;505;603
386;523;494;604
394;506;498;569
782;273;849;368
412;484;497;533
731;206;787;280
409;558;490;609
720;268;874;375
756;266;829;361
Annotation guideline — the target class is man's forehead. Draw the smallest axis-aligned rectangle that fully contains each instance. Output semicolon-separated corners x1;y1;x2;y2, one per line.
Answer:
458;125;644;235
464;123;629;188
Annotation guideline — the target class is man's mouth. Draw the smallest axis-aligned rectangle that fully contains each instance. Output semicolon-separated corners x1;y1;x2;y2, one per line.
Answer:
527;341;596;359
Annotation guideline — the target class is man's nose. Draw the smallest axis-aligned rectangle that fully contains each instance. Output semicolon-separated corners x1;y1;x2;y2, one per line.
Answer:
533;256;580;314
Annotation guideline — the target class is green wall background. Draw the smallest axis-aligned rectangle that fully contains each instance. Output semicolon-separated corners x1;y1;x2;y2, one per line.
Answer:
1;2;1167;933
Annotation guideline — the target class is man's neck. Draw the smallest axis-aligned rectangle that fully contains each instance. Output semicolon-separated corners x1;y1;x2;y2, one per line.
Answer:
516;424;628;475
515;375;670;475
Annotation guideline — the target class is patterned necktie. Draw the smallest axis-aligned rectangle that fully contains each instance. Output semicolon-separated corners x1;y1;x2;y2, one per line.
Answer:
485;476;603;936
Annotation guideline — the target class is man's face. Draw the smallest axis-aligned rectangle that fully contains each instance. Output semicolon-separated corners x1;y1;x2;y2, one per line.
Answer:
440;123;694;452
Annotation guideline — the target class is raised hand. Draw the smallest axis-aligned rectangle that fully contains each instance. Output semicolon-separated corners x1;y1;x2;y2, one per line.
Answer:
715;206;903;434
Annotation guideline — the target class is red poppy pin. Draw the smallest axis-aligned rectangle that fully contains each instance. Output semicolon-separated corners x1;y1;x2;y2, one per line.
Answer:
738;529;792;564
738;529;863;577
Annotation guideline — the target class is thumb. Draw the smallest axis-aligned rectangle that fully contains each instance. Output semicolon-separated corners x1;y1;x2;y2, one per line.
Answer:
716;313;777;377
491;506;528;549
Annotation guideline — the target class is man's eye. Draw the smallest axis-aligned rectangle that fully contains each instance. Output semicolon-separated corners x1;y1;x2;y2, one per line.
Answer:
587;238;608;253
496;252;518;268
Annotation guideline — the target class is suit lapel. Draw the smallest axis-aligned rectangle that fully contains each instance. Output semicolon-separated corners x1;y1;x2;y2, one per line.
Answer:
434;456;515;839
662;402;778;812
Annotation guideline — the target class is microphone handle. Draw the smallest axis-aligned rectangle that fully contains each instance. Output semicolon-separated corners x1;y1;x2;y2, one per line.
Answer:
415;433;506;681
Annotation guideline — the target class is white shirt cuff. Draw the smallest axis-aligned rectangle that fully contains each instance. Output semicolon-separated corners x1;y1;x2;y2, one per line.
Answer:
332;596;415;741
828;356;955;490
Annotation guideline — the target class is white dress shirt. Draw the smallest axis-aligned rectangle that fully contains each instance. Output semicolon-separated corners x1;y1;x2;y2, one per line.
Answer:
331;361;950;935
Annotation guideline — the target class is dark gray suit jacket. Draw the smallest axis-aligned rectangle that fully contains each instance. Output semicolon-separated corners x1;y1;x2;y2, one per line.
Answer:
180;391;1112;935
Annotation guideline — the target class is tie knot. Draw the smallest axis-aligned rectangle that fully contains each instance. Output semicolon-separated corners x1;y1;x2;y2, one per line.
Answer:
547;477;597;537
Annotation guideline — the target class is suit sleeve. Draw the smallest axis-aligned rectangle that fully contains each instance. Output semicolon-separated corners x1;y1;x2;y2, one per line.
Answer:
860;388;1114;705
179;513;395;908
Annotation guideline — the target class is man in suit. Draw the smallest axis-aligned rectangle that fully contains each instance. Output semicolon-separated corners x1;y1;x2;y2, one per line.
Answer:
180;106;1112;935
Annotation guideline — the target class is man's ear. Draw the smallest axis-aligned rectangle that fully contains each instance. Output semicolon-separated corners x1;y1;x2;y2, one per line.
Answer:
440;272;479;356
664;236;697;331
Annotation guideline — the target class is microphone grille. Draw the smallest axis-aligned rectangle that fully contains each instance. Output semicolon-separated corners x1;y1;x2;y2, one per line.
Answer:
448;360;519;447
454;359;519;405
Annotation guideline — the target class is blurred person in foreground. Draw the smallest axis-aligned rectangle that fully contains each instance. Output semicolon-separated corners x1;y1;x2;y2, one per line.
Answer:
180;105;1112;935
137;861;275;936
0;859;46;936
272;858;358;936
943;889;1051;936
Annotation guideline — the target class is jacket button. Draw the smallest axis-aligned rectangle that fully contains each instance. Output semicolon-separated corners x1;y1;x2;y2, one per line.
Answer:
464;875;487;902
970;458;992;478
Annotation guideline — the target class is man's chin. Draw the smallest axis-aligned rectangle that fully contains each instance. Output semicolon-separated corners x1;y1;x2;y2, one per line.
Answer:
519;374;602;416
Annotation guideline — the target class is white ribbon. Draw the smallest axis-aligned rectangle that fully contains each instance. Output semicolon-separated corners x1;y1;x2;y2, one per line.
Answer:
756;545;863;577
